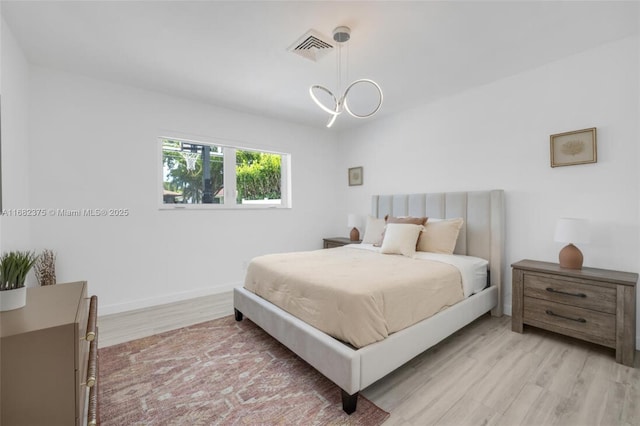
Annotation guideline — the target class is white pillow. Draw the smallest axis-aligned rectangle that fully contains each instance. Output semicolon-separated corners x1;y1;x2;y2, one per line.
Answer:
361;216;386;245
380;223;423;257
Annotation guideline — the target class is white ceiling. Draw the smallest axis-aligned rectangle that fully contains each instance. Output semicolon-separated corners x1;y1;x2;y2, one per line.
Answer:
2;1;638;130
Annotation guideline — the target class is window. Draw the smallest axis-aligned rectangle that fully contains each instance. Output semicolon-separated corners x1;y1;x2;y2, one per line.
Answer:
160;137;290;209
162;140;225;204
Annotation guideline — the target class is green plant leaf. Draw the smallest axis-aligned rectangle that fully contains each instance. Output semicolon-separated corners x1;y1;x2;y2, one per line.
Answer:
0;251;39;290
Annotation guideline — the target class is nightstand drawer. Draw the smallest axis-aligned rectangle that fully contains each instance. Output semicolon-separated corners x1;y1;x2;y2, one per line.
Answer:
523;273;616;314
523;297;616;348
324;241;345;249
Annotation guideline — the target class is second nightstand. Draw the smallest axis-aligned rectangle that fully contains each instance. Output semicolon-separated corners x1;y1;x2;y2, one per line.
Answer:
323;237;360;249
512;259;637;367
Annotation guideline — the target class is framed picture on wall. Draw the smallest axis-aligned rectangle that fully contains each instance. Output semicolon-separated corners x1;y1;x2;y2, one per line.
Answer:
550;127;597;167
348;166;363;186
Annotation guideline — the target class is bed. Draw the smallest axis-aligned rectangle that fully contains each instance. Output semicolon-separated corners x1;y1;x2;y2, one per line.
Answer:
233;189;504;414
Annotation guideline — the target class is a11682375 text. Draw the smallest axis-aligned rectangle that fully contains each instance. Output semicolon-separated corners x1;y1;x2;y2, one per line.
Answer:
1;208;130;217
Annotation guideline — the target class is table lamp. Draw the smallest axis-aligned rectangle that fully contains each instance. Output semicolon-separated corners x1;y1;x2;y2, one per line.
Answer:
554;218;590;269
348;214;363;241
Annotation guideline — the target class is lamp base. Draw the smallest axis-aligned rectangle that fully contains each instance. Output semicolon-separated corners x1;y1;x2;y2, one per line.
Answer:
559;243;583;269
350;227;360;241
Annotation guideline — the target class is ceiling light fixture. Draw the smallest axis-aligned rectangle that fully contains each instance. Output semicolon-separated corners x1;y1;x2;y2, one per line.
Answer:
309;26;383;128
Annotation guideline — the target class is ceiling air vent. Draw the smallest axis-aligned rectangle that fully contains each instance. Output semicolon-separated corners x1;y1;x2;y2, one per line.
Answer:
287;29;334;62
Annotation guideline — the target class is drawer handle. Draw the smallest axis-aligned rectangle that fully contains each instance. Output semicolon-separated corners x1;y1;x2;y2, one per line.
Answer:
545;309;587;323
86;295;98;341
86;338;98;388
545;287;586;298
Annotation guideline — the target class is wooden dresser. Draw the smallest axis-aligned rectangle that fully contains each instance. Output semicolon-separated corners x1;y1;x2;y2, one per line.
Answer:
512;259;637;367
0;282;99;425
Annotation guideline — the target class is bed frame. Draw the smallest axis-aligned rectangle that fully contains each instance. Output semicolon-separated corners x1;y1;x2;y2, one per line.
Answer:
233;189;504;414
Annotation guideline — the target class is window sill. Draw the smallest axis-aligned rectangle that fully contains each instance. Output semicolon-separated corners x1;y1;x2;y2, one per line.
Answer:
159;204;291;211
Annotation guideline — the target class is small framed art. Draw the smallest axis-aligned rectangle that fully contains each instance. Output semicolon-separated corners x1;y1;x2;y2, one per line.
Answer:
550;127;597;168
348;166;363;186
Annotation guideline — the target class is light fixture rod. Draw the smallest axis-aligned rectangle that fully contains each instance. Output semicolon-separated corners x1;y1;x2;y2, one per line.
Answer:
309;26;383;128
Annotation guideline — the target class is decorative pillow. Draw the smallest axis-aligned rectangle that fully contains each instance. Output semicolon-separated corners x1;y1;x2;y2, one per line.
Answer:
380;215;428;246
385;215;428;226
380;223;424;257
361;216;386;245
417;218;464;254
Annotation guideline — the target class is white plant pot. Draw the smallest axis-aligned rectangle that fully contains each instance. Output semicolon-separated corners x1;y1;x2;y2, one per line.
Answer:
0;287;27;312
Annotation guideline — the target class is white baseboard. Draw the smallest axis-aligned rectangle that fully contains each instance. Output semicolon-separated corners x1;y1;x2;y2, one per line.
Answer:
503;303;512;317
99;281;240;316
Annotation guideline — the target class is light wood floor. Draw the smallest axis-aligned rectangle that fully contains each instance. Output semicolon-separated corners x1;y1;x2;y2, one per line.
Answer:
364;313;639;426
98;291;233;347
99;294;639;426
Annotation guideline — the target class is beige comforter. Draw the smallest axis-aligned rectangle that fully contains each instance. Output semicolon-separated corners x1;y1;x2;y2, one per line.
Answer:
244;247;464;348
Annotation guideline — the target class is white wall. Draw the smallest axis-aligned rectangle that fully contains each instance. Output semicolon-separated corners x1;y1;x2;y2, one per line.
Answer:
25;67;340;314
337;36;640;345
0;18;31;252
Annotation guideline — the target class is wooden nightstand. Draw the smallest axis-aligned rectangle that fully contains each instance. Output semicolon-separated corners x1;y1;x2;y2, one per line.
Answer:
323;237;360;249
512;259;637;367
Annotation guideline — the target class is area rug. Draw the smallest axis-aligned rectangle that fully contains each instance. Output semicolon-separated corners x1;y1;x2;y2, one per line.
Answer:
99;315;390;425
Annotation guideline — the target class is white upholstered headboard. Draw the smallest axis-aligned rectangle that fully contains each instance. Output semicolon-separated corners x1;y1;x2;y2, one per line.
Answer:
371;189;505;315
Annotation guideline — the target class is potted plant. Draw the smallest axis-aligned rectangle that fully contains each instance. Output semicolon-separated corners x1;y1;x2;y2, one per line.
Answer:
0;251;39;312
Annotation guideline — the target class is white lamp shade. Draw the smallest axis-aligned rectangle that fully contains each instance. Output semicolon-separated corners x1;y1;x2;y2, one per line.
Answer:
348;213;363;229
554;218;591;244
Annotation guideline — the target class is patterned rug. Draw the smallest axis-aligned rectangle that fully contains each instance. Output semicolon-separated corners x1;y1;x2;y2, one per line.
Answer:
99;315;390;425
